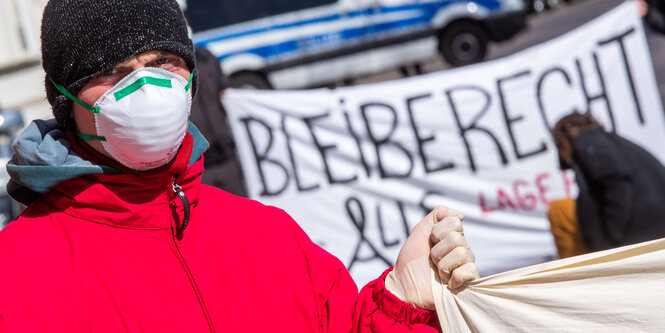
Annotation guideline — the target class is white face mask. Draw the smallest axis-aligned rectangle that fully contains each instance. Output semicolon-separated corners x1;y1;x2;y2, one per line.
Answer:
52;67;193;170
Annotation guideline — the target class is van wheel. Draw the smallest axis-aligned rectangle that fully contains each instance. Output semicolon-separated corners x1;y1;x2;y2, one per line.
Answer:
439;21;488;67
529;0;546;13
230;72;272;89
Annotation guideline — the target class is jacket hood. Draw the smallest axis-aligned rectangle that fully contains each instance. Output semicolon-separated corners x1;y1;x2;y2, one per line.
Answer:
6;119;209;206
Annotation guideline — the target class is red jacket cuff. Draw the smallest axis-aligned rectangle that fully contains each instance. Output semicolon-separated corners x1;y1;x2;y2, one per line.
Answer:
373;267;439;327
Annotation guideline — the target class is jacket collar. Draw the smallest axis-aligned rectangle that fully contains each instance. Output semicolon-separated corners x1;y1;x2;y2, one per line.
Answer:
35;132;205;230
7;119;210;206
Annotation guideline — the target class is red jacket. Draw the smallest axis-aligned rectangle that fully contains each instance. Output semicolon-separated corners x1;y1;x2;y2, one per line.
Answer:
0;132;438;332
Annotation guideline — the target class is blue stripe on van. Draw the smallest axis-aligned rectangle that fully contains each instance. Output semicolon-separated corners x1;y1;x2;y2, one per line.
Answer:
237;26;370;62
196;12;358;47
196;0;502;59
195;1;501;46
216;16;429;61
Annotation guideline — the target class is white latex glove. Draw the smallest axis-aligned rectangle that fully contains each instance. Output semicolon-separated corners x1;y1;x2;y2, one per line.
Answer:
385;206;479;310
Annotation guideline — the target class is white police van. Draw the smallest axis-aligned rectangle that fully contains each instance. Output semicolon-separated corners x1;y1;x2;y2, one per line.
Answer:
188;0;526;89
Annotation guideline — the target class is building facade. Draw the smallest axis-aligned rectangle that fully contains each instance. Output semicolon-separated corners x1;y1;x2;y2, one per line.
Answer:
0;0;51;124
0;0;45;69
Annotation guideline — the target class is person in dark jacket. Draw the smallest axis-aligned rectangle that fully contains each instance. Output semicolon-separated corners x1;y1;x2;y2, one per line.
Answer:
635;0;665;34
189;45;247;197
548;111;665;258
646;0;665;32
181;2;247;196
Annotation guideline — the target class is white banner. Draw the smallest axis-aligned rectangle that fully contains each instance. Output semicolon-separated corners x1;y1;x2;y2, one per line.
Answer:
223;2;665;286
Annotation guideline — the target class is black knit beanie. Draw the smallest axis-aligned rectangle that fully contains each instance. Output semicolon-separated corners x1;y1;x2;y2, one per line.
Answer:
41;0;198;131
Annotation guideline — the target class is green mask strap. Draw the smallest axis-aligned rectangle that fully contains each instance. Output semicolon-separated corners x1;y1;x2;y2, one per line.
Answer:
76;132;107;142
111;71;193;101
113;76;172;101
185;71;193;92
49;78;105;141
49;78;100;114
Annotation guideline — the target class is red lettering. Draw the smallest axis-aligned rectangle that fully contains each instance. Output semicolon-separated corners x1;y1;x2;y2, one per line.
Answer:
561;170;576;198
514;179;537;210
497;189;517;210
535;172;552;205
478;172;562;215
478;193;498;214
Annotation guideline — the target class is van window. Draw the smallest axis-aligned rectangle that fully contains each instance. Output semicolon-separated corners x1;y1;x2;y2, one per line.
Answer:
188;0;337;32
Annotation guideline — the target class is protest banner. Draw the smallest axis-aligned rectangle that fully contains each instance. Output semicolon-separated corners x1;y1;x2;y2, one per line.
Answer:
223;2;665;286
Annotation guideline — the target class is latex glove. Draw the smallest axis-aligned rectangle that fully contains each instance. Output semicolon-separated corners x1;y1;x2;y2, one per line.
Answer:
385;206;479;310
429;210;479;289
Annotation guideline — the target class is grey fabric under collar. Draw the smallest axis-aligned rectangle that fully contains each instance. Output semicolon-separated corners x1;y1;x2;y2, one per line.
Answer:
6;119;209;206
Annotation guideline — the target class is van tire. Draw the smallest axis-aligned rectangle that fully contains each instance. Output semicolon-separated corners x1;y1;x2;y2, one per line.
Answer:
528;0;547;13
230;72;272;89
439;21;488;67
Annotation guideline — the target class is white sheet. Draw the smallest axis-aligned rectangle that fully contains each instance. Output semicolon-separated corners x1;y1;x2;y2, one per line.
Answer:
434;238;665;332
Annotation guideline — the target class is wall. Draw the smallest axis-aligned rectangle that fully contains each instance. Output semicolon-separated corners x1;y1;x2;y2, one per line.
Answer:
0;0;52;123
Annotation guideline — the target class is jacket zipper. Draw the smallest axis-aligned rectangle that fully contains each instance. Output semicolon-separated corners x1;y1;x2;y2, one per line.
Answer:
173;181;190;238
169;178;216;332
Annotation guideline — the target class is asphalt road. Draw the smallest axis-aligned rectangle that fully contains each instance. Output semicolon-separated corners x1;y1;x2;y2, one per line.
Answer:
357;0;665;106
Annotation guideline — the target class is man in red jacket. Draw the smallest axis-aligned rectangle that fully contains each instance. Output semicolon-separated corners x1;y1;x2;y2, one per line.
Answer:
0;1;478;331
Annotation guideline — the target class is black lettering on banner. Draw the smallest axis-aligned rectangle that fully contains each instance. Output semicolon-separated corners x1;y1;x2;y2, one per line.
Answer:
397;201;412;239
536;67;575;130
497;70;548;160
341;100;371;178
303;112;358;185
597;27;643;124
240;117;290;196
446;86;508;173
281;115;319;192
406;93;455;173
575;55;616;131
419;190;443;215
375;200;413;247
376;204;399;247
360;102;414;179
345;197;392;271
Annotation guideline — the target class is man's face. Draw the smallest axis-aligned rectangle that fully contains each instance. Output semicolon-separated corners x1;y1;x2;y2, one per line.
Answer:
72;50;191;158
